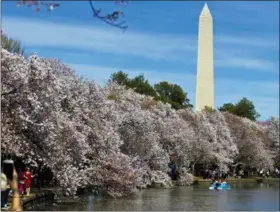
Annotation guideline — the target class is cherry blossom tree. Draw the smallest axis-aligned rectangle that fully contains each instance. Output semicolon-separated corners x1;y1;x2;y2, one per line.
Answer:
2;47;277;198
223;113;274;170
267;117;279;149
177;110;238;173
263;117;280;167
103;82;173;188
1;49;135;197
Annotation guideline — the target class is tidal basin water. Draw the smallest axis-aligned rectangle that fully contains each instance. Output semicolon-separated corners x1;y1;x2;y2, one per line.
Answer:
27;182;279;211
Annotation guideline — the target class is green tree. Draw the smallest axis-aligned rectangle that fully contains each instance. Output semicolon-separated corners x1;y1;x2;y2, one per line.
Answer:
218;97;260;121
202;106;216;113
234;98;260;121
128;74;158;98
1;32;25;55
110;72;158;98
154;81;193;110
110;72;193;110
110;71;129;86
218;103;235;113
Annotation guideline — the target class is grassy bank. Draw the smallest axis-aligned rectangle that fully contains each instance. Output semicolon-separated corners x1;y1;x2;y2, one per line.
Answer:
193;176;279;184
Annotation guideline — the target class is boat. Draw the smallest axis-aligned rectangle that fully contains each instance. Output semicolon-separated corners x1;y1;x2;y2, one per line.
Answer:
209;182;231;190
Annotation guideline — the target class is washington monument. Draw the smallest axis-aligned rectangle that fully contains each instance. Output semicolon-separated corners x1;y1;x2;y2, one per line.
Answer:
195;3;214;111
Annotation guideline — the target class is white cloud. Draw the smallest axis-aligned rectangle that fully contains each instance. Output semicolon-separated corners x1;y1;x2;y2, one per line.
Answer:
3;16;195;61
2;15;278;119
215;57;277;71
216;35;278;49
2;16;278;71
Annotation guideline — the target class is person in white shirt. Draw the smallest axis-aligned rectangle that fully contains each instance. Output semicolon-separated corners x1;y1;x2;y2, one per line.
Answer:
1;170;10;209
275;168;280;178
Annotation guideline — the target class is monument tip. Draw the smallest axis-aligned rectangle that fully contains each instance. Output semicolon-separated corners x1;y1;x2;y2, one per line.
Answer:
200;2;211;17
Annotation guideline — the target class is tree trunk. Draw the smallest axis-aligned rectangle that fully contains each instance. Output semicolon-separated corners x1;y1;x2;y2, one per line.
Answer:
192;163;196;176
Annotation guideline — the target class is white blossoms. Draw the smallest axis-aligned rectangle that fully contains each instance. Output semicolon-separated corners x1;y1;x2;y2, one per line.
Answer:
1;48;277;197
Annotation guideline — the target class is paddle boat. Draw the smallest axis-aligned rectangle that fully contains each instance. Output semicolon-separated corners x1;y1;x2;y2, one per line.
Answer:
209;181;231;190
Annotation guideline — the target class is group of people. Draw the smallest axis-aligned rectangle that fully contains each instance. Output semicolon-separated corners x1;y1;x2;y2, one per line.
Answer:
204;167;228;181
208;168;229;190
1;167;32;210
18;168;33;197
259;168;280;178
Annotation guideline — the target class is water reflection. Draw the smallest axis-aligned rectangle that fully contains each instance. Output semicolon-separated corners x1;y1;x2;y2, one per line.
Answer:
26;182;279;211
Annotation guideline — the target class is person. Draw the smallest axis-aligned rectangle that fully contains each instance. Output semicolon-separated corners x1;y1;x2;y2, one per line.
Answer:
275;168;280;178
1;170;10;210
10;167;22;211
221;170;224;179
168;161;176;180
217;167;221;178
260;169;264;178
208;170;212;180
212;170;216;180
215;177;221;190
222;169;228;180
24;168;32;196
18;169;26;197
266;170;270;178
215;168;219;180
239;169;244;179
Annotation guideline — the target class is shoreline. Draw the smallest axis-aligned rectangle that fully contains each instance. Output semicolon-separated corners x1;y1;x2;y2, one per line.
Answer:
6;177;279;210
192;176;280;184
6;188;55;211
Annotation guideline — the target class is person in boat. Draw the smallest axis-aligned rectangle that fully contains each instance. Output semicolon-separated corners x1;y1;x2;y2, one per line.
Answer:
222;178;228;186
215;177;221;189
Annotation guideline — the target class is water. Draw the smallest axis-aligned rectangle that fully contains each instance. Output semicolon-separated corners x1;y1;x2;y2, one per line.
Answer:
26;182;279;211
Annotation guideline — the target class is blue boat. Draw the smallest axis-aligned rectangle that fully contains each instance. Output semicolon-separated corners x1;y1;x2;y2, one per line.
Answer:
209;182;231;190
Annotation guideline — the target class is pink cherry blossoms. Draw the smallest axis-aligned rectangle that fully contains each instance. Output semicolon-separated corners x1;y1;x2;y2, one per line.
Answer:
1;48;277;198
16;1;59;12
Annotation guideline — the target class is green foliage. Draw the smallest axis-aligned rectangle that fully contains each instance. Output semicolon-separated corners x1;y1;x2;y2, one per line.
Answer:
218;103;235;113
110;71;158;98
128;74;158;98
110;71;129;86
218;97;260;121
202;106;216;113
154;81;193;110
110;71;193;110
1;32;25;55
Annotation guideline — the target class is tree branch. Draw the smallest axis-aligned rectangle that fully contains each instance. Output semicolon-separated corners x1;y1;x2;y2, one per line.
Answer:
88;0;128;30
16;0;128;30
1;88;18;96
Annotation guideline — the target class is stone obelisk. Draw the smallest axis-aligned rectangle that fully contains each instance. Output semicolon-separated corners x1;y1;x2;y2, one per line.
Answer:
195;3;214;111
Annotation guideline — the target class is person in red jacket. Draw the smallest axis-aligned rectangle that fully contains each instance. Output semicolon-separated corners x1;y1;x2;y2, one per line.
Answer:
24;168;32;196
215;177;221;190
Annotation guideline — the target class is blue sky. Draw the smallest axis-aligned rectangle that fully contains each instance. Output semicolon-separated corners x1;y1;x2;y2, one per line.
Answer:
2;1;279;120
